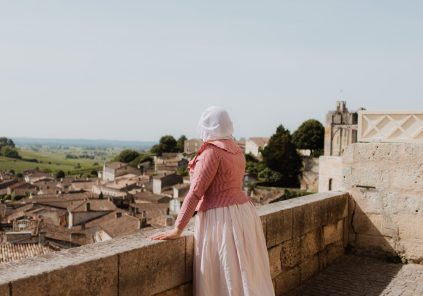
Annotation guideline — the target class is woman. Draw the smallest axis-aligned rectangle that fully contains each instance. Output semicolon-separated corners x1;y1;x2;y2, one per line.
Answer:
151;106;275;296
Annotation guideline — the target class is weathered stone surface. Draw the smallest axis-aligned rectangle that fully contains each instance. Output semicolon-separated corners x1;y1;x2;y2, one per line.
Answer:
268;244;282;278
322;219;343;246
292;203;316;237
299;255;319;282
292;194;348;238
353;234;397;258
325;194;348;223
301;228;323;259
119;237;188;295
266;208;293;248
185;235;194;282
280;237;301;269
400;239;423;263
318;241;344;270
12;255;118;296
0;283;9;296
154;283;193;296
352;211;383;236
344;142;423;262
274;267;300;295
259;214;267;242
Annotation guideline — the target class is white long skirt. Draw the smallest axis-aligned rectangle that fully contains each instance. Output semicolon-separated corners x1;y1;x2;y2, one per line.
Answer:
194;201;275;296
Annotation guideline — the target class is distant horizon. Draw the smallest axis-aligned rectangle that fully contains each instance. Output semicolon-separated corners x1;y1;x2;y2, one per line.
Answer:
11;136;158;143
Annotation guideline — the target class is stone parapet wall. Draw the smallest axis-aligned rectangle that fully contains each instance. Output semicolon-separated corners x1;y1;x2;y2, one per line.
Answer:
0;192;349;296
343;142;423;263
257;191;348;294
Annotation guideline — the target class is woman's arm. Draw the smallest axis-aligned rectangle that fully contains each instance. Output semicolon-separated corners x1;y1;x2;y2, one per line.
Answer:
151;145;220;240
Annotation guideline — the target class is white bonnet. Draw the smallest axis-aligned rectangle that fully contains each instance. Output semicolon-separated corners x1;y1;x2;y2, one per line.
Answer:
197;106;234;142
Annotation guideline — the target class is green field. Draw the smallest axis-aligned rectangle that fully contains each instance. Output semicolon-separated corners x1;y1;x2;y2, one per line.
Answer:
0;147;113;175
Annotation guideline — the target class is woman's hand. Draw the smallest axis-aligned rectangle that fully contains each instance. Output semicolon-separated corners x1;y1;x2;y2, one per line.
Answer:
150;228;183;240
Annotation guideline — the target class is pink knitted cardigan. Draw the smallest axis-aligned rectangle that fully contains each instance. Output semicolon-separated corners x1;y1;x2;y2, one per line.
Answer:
174;139;250;230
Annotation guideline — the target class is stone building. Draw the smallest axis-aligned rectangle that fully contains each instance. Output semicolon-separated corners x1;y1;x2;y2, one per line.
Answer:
152;172;183;194
153;153;190;173
184;139;203;154
245;137;269;158
323;101;360;157
319;101;363;192
100;162;139;182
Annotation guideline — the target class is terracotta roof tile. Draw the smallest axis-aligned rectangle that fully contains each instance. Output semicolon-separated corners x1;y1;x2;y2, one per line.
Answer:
0;242;58;264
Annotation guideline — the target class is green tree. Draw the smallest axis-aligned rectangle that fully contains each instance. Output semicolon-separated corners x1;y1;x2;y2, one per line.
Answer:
292;119;324;157
0;137;15;149
150;135;178;156
116;149;140;163
258;168;282;183
56;170;66;179
176;135;187;153
99;192;104;199
245;153;259;163
261;125;303;187
1;146;21;159
129;154;153;168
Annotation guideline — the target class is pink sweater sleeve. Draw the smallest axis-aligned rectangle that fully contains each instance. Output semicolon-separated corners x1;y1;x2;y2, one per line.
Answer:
174;146;220;231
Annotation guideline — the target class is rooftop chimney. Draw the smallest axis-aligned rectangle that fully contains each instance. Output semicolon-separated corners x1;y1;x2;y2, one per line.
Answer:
85;202;90;212
138;217;148;229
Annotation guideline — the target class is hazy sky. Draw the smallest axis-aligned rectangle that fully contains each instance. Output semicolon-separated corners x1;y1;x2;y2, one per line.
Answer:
1;1;422;142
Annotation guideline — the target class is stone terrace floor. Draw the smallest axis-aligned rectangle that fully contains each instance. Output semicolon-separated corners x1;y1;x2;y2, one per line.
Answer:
288;255;423;296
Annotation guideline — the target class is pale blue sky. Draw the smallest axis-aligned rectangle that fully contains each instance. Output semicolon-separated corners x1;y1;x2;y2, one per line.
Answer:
1;1;422;142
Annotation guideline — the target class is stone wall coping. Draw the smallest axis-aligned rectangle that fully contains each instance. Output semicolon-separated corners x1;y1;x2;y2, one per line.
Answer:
0;191;348;285
256;191;347;216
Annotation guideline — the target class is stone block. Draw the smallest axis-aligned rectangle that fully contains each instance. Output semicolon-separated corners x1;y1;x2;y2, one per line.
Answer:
343;218;349;247
393;214;423;241
274;267;300;295
400;239;423;263
352;212;383;236
0;283;9;296
325;194;349;223
154;283;193;296
266;208;293;248
323;219;344;246
268;244;282;279
318;241;344;270
350;187;384;215
260;214;267;241
299;255;319;282
185;235;194;282
292;196;346;238
301;228;323;259
119;237;188;295
292;202;316;237
12;255;118;296
280;237;301;269
354;234;397;257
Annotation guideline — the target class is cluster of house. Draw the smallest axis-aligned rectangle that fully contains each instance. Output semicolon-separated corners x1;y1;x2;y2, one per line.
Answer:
0;137;274;264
